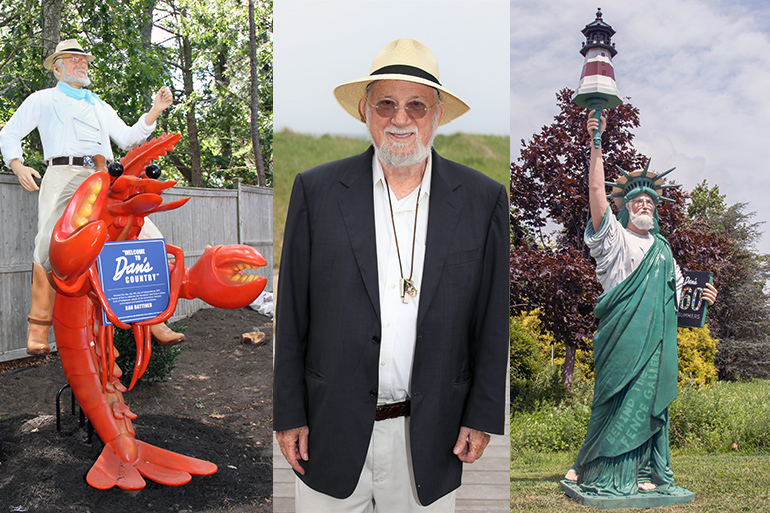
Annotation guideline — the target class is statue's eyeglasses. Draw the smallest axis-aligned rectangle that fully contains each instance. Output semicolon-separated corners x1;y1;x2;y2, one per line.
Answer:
63;55;88;64
368;99;436;120
631;197;655;208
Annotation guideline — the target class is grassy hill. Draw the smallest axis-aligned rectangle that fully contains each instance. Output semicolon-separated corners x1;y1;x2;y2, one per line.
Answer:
273;129;510;266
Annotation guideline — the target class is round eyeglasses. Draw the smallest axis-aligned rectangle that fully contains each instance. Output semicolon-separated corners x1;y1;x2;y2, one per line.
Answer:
368;99;436;120
631;197;655;208
63;55;89;64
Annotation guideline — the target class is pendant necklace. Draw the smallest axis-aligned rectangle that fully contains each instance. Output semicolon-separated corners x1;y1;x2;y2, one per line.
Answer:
383;175;420;304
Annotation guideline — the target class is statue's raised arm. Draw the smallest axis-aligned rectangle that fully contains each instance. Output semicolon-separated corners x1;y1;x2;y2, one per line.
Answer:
587;109;608;233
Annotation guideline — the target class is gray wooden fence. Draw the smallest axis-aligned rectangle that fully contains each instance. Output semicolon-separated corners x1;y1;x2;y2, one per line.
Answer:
0;172;273;363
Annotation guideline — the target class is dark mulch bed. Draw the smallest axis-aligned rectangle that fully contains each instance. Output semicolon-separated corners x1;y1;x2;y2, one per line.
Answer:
0;307;273;513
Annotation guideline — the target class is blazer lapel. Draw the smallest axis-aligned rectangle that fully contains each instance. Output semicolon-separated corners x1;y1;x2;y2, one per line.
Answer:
338;147;381;319
418;151;463;328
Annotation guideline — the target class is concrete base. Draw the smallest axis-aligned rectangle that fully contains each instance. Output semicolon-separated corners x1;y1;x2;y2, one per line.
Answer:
560;480;695;510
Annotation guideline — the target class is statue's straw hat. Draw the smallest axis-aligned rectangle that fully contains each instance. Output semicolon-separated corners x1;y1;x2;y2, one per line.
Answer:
333;38;469;126
44;39;94;70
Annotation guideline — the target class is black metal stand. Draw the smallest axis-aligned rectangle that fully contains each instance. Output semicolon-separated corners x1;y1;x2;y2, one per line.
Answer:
55;383;94;443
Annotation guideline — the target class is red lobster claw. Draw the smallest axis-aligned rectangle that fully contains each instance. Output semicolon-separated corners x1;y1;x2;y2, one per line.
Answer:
50;173;110;283
181;245;267;309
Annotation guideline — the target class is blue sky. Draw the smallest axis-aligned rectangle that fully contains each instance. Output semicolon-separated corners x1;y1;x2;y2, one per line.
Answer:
274;0;509;137
511;0;770;254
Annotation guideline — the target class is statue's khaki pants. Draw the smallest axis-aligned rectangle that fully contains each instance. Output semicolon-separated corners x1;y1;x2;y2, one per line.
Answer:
295;416;456;513
34;164;161;271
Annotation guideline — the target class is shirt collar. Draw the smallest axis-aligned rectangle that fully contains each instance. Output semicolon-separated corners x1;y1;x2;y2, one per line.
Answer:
372;151;432;200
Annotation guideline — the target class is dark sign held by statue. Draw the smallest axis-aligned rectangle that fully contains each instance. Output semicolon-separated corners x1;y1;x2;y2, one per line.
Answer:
678;271;712;328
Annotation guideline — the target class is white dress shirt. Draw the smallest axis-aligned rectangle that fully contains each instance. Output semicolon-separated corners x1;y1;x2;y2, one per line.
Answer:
0;85;155;166
372;154;431;405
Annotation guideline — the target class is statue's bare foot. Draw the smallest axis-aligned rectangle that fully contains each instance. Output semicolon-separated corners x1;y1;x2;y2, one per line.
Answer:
638;481;657;491
565;469;578;481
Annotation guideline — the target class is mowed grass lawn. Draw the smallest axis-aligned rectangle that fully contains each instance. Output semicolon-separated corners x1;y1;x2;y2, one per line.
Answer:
273;129;510;266
511;449;770;512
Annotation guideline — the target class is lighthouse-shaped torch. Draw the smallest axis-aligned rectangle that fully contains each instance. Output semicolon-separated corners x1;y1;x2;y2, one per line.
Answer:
572;8;623;148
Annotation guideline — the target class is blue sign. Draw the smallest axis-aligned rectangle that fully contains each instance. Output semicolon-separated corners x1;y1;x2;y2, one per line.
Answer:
96;239;171;326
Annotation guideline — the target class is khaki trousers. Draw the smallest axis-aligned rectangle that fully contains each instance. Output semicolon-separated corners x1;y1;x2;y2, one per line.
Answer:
295;416;456;513
34;164;161;271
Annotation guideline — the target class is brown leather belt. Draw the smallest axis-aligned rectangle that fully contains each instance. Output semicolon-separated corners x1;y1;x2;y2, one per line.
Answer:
375;400;410;421
48;156;95;168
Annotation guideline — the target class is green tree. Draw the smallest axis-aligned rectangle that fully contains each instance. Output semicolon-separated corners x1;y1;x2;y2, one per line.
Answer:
0;0;272;189
153;0;272;188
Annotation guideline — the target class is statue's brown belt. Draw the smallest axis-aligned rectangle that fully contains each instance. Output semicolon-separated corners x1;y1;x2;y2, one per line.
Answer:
48;156;96;167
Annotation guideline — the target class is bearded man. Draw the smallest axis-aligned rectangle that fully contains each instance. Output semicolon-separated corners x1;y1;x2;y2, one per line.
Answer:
274;38;508;512
0;39;182;354
563;112;717;498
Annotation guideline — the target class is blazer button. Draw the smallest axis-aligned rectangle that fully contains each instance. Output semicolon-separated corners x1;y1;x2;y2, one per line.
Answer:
372;335;380;344
369;390;377;397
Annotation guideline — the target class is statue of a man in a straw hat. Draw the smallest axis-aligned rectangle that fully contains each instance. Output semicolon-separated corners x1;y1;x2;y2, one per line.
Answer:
274;38;508;511
562;111;718;499
0;39;183;354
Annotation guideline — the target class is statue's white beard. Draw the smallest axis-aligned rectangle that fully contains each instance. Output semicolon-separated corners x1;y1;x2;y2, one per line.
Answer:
629;209;655;231
60;69;91;87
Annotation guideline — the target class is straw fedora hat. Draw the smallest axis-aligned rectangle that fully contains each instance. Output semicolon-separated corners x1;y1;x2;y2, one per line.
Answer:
333;38;469;126
44;39;95;70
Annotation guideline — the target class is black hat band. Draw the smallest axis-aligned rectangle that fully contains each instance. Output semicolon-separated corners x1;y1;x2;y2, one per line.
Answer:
370;65;440;86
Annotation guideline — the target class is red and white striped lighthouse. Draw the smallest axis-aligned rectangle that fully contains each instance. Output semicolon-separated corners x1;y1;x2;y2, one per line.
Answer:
572;8;623;147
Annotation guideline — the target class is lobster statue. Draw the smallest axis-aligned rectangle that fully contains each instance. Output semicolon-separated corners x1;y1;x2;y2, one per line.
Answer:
48;133;267;490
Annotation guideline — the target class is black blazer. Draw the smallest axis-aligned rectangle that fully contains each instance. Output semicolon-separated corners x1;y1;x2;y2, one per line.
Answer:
274;147;508;506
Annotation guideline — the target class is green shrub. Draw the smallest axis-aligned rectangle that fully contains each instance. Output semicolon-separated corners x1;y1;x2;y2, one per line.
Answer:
510;396;592;453
670;380;770;453
112;326;184;386
510;315;546;382
510;310;596;412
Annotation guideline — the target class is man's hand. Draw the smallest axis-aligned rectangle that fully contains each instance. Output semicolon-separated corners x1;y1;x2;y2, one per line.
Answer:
10;159;40;191
704;282;718;305
276;425;309;475
587;109;606;142
153;86;173;112
452;426;490;463
145;86;173;125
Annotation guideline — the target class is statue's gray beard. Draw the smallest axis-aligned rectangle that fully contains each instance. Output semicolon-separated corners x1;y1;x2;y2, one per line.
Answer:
628;209;655;231
59;69;91;87
366;110;438;169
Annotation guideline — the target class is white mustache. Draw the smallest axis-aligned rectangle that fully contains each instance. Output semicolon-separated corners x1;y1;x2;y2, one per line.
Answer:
384;127;415;136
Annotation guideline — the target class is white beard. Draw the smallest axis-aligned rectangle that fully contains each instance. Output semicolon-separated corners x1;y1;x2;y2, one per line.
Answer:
628;209;655;232
60;68;91;87
366;111;438;169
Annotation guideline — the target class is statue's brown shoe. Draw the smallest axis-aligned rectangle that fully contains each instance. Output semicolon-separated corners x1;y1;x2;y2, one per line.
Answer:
151;323;185;346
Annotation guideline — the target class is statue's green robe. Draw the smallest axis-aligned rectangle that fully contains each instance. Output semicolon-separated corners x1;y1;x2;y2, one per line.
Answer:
575;228;679;495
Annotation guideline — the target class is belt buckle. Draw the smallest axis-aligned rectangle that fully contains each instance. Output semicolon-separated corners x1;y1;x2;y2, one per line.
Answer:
82;155;95;168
